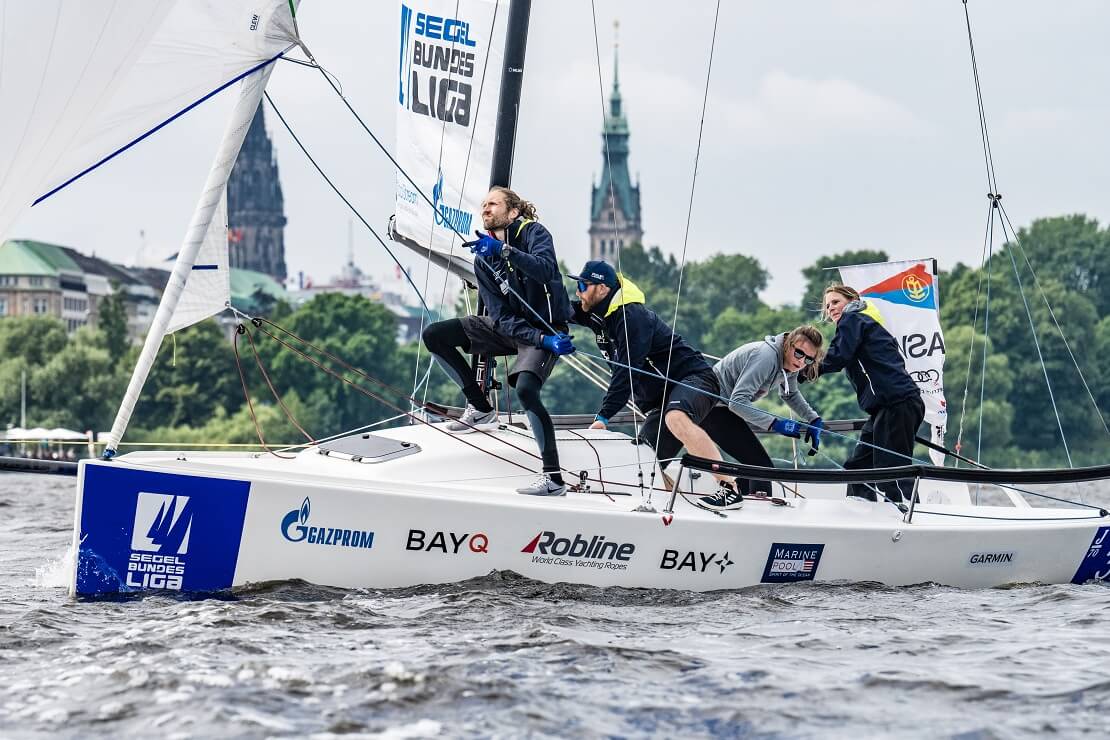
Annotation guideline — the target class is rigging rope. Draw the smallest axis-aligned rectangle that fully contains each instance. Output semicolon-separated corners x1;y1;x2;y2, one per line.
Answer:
589;5;645;495
960;0;1084;468
648;0;722;498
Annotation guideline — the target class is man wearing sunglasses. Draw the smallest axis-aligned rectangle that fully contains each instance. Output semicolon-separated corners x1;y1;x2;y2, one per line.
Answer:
567;260;738;501
698;326;826;506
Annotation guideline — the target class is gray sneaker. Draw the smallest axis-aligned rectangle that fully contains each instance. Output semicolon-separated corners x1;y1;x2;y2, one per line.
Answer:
516;474;566;497
446;405;497;432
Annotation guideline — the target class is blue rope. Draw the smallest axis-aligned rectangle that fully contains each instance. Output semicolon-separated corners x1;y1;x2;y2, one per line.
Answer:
33;47;294;206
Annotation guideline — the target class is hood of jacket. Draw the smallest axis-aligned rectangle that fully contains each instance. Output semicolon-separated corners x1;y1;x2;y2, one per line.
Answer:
763;333;786;355
842;299;886;326
603;275;645;317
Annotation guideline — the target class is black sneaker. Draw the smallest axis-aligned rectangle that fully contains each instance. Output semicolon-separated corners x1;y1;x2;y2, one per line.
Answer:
699;482;744;510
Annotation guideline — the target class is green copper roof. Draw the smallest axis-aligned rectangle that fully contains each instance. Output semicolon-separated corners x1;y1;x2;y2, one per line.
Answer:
0;240;66;276
230;267;287;304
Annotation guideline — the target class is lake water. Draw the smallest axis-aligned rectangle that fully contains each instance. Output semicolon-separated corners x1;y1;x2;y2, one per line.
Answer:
1;471;1108;738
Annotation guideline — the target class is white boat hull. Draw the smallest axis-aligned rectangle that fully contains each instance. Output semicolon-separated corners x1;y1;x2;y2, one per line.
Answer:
70;422;1110;595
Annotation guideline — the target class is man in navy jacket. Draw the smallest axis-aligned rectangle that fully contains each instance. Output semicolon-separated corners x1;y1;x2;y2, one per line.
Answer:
422;187;575;496
569;260;742;508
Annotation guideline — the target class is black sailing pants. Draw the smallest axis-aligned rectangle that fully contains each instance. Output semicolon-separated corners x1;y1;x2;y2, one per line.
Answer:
422;318;561;477
843;396;925;503
700;407;774;496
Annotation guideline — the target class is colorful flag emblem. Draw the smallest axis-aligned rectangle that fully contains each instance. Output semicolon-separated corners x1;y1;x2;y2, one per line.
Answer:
860;263;935;309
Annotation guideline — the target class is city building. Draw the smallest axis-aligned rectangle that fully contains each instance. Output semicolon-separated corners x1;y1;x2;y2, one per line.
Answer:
227;105;287;282
589;27;643;262
0;240;89;332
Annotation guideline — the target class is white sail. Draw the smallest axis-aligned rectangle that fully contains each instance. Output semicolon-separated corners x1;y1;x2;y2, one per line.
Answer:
34;1;298;206
838;259;948;464
393;0;512;281
0;0;177;243
166;192;231;334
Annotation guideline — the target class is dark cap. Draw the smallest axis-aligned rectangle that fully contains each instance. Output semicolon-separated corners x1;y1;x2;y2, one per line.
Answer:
567;260;618;289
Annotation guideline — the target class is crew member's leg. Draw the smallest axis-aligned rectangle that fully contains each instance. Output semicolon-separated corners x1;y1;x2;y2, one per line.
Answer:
660;370;731;487
700;407;773;496
422;319;490;412
842;417;877;500
872;397;925;503
510;343;564;495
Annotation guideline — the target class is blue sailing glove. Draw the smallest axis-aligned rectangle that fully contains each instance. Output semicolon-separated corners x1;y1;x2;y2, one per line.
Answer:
803;417;824;450
540;333;575;356
463;231;503;258
770;418;802;439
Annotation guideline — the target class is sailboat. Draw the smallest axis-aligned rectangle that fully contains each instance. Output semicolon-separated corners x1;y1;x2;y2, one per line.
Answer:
2;1;1108;596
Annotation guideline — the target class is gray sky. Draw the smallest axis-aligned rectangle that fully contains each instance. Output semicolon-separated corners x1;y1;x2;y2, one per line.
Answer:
12;1;1110;307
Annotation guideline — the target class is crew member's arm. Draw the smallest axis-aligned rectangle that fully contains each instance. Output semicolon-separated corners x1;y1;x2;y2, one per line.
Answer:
726;356;778;430
818;313;864;376
502;223;558;283
781;373;819;421
476;266;544;348
594;306;651;427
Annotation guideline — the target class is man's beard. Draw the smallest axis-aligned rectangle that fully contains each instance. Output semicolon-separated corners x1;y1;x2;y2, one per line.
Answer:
482;214;512;231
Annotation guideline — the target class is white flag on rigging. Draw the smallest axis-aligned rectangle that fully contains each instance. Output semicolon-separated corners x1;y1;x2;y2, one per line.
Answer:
393;0;511;282
837;259;948;465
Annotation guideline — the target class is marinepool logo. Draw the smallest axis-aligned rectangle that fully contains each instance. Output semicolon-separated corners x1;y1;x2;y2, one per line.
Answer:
280;497;374;550
126;492;193;590
761;543;825;583
522;531;634;571
432;169;473;234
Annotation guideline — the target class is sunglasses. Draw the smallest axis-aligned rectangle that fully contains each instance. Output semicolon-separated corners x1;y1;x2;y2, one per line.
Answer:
792;347;816;366
576;280;591;293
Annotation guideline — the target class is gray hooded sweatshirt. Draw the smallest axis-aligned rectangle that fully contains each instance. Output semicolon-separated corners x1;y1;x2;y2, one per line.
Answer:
712;334;819;430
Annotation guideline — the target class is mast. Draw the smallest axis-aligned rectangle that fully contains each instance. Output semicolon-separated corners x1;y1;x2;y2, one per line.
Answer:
489;0;531;188
102;67;277;457
473;0;532;399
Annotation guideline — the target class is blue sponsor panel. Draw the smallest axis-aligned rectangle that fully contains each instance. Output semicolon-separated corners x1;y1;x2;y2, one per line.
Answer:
76;465;250;595
761;543;825;583
1071;526;1110;584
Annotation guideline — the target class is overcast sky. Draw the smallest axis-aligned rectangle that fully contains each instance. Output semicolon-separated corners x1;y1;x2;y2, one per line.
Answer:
12;0;1110;309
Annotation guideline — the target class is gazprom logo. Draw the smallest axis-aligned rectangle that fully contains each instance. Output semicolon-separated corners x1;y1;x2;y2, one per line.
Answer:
131;492;193;555
280;497;374;549
432;169;473;234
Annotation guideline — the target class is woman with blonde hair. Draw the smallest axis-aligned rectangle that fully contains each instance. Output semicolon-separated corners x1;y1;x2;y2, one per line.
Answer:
695;325;826;507
819;284;924;502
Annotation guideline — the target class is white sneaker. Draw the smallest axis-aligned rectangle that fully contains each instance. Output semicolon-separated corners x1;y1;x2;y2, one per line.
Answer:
446;405;497;432
515;473;566;497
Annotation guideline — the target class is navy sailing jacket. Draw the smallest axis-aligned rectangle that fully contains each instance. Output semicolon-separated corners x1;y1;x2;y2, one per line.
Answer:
473;219;573;348
818;300;919;414
571;276;711;419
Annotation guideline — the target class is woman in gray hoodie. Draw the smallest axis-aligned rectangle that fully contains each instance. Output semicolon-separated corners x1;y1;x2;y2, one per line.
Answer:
702;326;825;497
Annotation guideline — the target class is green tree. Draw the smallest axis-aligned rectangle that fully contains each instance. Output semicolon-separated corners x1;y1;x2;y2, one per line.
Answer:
135;321;242;429
801;249;889;314
98;284;129;361
253;292;404;435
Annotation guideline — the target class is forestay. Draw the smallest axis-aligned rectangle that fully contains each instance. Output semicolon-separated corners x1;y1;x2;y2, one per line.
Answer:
393;0;512;282
838;259;948;463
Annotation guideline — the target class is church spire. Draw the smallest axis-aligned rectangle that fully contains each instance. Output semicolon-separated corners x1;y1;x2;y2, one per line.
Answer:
589;20;642;262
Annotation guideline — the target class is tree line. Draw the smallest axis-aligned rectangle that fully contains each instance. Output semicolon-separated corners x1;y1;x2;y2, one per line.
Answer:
2;213;1107;467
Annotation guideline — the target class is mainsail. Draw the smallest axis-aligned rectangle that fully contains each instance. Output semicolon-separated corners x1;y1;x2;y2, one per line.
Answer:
838;259;948;464
392;0;514;283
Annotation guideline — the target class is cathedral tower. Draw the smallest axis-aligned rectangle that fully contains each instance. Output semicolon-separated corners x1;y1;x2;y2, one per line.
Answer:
227;105;287;281
589;23;642;262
